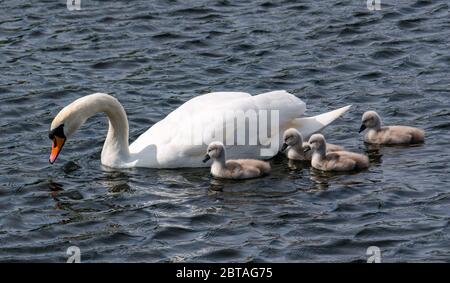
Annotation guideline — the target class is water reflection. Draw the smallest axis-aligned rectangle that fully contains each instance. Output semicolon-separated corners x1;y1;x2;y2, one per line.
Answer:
209;177;225;192
287;159;310;171
364;142;425;164
364;144;383;164
100;170;133;193
308;166;369;191
309;168;331;191
47;179;63;209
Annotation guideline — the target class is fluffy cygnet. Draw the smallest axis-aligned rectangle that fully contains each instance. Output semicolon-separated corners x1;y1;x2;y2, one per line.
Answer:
281;128;344;161
202;142;271;179
304;134;369;172
359;111;425;144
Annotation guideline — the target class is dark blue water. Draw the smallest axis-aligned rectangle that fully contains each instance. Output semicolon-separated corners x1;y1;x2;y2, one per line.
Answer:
0;0;449;262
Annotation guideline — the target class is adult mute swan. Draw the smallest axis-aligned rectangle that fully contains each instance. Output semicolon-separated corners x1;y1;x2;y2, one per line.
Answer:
48;90;351;168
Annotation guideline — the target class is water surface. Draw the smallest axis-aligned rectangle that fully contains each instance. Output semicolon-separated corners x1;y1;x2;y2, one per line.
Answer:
0;0;449;262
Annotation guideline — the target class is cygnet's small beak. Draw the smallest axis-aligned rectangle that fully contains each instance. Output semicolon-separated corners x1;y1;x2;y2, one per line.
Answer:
49;136;66;164
303;145;311;153
202;154;211;163
359;124;367;133
280;143;288;152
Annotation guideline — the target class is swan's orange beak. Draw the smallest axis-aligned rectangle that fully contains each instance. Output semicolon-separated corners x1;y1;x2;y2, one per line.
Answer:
49;136;66;164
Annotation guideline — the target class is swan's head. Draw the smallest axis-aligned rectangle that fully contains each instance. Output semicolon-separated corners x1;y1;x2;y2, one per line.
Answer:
202;141;225;163
360;111;381;132
48;102;87;164
304;134;326;153
281;128;303;152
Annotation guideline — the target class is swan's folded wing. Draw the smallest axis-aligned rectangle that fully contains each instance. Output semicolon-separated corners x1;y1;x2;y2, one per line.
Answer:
197;90;306;147
130;92;251;150
165;92;252;120
252;90;306;118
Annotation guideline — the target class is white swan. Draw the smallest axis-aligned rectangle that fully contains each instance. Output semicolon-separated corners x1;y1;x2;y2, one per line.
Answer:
48;91;351;168
203;141;271;179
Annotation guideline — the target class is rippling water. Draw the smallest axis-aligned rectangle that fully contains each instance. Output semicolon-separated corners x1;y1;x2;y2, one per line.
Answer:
0;0;449;262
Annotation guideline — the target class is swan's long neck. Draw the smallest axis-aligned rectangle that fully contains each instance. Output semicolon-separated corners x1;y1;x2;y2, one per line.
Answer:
211;152;226;172
373;117;382;130
293;141;304;154
314;143;327;159
371;114;382;131
101;97;130;165
67;93;130;167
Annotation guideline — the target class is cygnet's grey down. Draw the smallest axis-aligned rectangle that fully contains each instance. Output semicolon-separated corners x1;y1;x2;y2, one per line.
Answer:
202;142;271;179
281;128;344;161
359;111;425;145
304;134;369;172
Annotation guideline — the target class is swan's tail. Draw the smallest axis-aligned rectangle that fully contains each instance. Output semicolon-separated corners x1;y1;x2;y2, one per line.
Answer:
291;105;352;138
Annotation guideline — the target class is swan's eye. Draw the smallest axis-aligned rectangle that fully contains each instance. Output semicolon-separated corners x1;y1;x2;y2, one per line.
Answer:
49;124;66;140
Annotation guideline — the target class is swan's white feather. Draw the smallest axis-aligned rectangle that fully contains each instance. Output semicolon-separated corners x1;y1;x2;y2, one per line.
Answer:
289;105;352;139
